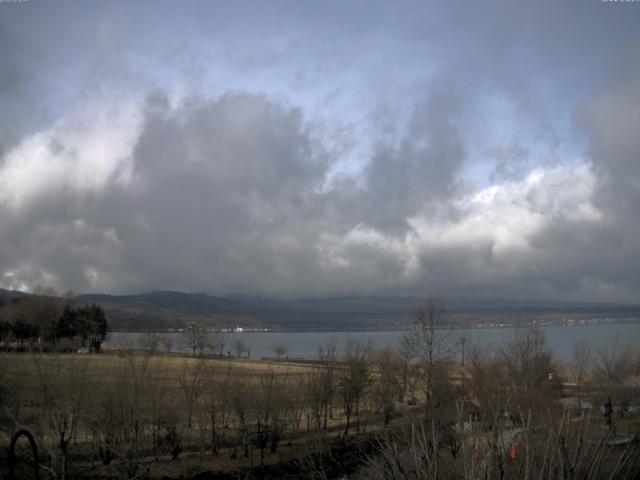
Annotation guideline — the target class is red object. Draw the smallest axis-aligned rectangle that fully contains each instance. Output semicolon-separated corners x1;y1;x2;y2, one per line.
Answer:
510;445;517;460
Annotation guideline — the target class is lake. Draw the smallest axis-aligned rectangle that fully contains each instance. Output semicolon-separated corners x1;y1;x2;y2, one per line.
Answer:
105;322;640;361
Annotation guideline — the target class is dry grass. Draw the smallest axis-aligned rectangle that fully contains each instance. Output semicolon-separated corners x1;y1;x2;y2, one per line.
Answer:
1;351;312;394
0;351;325;478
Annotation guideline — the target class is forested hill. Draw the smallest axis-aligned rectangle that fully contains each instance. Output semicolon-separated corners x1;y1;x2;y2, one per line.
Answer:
76;292;418;331
74;291;640;332
1;289;637;332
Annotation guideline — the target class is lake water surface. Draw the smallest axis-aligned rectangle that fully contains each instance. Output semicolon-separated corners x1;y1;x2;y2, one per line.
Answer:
106;323;640;361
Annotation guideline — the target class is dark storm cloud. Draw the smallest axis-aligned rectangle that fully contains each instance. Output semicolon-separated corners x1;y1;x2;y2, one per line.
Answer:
0;87;468;295
94;93;330;294
355;81;466;234
559;56;640;298
1;0;640;302
580;58;640;217
82;90;466;294
0;93;325;293
0;22;49;157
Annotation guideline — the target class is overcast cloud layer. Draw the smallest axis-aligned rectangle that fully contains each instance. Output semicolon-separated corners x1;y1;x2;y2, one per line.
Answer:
1;1;639;302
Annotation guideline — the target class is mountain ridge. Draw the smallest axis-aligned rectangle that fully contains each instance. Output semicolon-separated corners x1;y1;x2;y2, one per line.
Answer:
2;288;638;331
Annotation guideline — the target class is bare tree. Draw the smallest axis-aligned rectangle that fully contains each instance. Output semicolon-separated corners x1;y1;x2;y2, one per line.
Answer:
229;375;251;458
28;354;88;479
593;338;637;402
253;367;290;462
208;328;227;357
272;343;289;359
182;321;208;357
178;359;207;430
317;337;338;429
87;350;157;479
145;357;173;460
365;403;640;480
466;340;509;412
62;290;75;300
140;331;162;354
32;285;55;297
203;361;233;454
373;347;403;426
160;335;173;354
305;367;325;430
4;293;63;347
366;420;442;480
338;337;371;434
501;321;554;391
233;339;249;359
287;372;308;434
571;339;592;387
404;296;453;418
397;341;414;403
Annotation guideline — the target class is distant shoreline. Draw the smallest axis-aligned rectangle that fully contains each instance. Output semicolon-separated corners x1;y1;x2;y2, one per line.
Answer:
108;317;640;335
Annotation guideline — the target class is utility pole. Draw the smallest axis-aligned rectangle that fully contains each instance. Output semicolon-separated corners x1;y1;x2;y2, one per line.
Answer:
460;337;466;400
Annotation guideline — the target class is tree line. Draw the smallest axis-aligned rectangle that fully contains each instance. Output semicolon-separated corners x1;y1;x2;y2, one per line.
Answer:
0;288;108;352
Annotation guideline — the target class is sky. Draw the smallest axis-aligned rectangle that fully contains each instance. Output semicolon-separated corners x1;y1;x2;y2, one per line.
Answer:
0;0;639;302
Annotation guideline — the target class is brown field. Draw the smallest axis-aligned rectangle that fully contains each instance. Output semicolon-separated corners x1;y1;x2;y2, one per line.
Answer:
0;351;384;479
1;351;312;396
2;337;639;480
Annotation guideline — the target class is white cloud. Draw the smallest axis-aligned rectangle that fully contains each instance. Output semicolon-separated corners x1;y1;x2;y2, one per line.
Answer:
410;164;599;254
0;98;142;210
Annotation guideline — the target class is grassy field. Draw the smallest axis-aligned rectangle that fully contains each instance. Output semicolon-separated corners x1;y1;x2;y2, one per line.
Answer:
1;351;311;394
2;349;639;479
0;351;377;479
